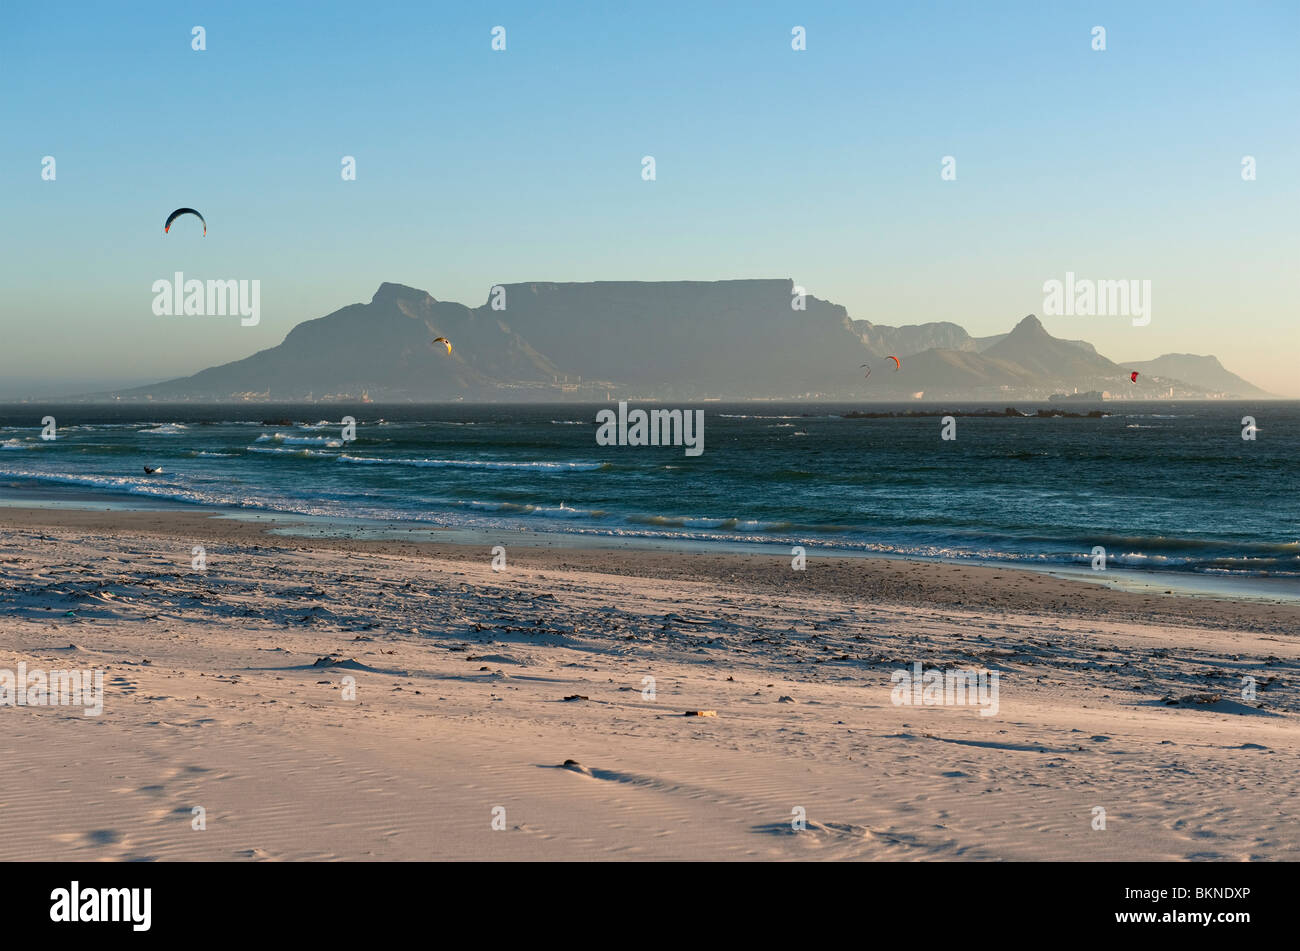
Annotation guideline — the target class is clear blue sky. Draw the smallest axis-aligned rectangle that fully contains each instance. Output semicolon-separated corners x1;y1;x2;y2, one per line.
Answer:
2;1;1296;394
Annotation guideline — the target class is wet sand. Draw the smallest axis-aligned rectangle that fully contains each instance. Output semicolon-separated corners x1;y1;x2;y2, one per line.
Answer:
1;505;1296;860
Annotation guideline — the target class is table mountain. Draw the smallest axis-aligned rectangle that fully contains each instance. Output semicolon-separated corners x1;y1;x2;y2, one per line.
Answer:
113;280;1269;401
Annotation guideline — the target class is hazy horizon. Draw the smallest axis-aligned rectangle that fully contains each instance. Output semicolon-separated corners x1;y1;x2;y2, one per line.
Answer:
4;2;1297;395
0;276;1288;401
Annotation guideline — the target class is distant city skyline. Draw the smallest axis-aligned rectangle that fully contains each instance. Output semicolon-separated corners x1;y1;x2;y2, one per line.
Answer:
3;1;1297;395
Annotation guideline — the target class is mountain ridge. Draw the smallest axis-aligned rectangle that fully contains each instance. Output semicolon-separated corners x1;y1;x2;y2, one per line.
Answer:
108;280;1271;402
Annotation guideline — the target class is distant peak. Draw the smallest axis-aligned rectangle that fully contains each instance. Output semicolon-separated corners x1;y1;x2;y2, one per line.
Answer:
1012;314;1044;331
372;282;434;304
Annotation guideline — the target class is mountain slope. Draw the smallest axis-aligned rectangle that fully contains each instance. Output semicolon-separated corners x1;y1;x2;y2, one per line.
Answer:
139;283;560;399
114;283;1270;401
983;315;1121;379
974;332;1098;356
851;319;977;357
130;280;873;400
871;348;1040;390
1124;354;1272;398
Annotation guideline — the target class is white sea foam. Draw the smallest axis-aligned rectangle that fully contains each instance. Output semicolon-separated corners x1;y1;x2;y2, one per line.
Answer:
255;433;343;447
247;446;337;458
337;455;604;472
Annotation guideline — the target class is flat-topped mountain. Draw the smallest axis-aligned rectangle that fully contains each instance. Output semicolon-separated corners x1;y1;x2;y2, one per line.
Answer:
113;280;1270;401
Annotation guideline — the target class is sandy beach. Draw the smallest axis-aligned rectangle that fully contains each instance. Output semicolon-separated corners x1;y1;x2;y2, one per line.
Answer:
1;506;1296;861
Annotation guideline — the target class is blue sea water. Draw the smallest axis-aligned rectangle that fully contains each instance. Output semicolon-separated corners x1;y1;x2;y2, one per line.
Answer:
1;401;1296;581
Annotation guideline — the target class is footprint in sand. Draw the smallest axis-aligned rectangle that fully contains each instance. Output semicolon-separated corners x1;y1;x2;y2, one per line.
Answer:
760;819;870;838
85;829;125;846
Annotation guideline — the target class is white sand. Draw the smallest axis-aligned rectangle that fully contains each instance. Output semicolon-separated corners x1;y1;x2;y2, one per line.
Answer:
0;511;1296;860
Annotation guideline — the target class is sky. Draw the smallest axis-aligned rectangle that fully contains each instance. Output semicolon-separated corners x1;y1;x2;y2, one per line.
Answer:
2;1;1297;395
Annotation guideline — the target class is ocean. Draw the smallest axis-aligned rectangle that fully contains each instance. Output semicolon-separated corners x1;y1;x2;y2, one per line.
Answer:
1;401;1296;582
